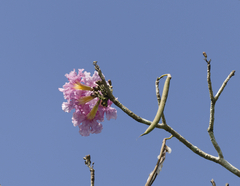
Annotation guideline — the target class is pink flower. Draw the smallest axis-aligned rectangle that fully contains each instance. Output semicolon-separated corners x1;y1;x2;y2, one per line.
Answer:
59;69;117;136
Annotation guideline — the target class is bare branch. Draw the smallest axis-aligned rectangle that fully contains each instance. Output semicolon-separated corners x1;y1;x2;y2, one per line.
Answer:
208;100;224;158
155;77;161;105
155;77;167;125
204;54;224;158
93;61;165;129
204;53;239;174
205;54;235;159
145;136;172;186
210;179;216;186
83;155;95;186
163;124;219;162
93;61;240;177
205;58;214;101
215;70;235;101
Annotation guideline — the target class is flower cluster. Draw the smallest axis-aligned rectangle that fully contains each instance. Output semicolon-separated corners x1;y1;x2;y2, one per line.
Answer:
59;69;117;136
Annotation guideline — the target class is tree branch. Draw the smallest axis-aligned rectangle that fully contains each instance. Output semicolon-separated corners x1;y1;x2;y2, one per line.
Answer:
145;136;172;186
205;57;224;158
83;155;95;186
215;70;235;101
206;59;214;101
93;61;165;129
205;54;235;159
93;60;240;177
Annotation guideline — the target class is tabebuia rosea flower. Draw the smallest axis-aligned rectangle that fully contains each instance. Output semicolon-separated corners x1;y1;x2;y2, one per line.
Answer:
59;69;117;136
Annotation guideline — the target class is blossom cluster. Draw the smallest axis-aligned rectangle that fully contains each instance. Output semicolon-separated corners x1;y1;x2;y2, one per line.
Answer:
59;69;117;136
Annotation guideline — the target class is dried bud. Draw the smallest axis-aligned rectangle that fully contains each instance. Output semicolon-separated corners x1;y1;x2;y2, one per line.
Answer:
108;79;112;86
83;155;91;166
203;52;207;58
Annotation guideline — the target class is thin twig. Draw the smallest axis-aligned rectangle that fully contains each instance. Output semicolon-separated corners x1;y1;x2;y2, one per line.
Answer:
145;135;172;186
208;100;223;158
205;52;238;168
156;77;167;125
206;61;214;101
215;70;235;101
210;179;216;186
210;179;229;186
83;155;95;186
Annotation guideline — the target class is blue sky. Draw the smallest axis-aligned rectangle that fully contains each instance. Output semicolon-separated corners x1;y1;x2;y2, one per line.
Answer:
1;1;240;185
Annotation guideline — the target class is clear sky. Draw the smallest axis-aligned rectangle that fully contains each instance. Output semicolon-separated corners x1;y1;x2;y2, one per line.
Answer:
1;1;240;185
